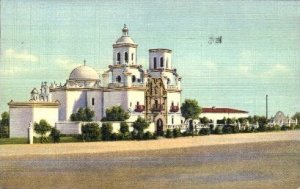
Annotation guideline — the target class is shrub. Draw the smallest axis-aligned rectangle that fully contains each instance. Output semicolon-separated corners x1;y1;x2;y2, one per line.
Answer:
143;131;153;140
102;106;130;121
34;119;52;143
81;122;100;141
199;128;210;135
50;127;60;143
232;126;239;133
214;126;223;134
110;132;120;141
101;123;113;141
165;129;173;138
281;125;289;131
295;125;300;130
173;128;181;138
223;126;233;134
132;117;149;140
71;107;95;121
274;125;281;131
257;124;267;132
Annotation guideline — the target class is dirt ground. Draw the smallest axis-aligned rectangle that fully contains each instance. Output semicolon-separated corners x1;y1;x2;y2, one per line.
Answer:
0;131;299;189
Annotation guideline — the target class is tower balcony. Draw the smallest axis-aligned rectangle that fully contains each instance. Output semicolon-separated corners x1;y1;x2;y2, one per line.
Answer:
170;105;179;113
135;105;145;112
152;104;164;112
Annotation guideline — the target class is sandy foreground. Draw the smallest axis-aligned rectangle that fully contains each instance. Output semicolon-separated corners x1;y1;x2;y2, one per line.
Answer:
1;130;299;157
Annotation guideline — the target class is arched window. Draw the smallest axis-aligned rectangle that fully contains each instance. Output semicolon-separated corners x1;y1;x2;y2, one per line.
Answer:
125;52;128;63
117;52;121;63
166;58;168;68
116;75;121;83
132;75;136;83
167;78;170;84
92;98;95;106
154;57;157;69
172;116;174;124
160;57;164;67
131;53;134;61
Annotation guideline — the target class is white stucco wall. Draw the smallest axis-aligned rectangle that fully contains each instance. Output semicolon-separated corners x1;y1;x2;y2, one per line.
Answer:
200;112;249;123
103;91;128;117
87;90;103;121
10;107;33;138
51;90;67;121
66;90;87;121
9;106;58;138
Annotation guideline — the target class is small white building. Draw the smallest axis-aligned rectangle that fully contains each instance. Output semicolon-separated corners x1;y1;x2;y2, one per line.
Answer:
200;107;249;126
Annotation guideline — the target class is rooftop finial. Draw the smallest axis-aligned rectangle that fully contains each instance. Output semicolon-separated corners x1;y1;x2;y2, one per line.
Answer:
122;24;129;36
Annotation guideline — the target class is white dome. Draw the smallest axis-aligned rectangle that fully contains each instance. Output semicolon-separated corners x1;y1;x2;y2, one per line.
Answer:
69;65;99;80
116;36;135;44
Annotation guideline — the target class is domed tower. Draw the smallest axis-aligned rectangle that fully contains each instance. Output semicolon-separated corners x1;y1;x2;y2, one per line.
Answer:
113;24;138;65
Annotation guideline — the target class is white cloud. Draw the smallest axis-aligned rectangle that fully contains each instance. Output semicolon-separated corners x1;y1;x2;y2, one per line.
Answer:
261;64;290;78
4;49;38;62
203;60;217;71
55;58;81;70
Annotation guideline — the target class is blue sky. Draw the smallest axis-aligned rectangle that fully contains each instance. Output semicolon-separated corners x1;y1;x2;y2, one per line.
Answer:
0;0;299;116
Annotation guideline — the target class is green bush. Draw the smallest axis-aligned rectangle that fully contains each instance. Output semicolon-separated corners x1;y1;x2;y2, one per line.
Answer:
199;128;210;135
34;119;52;143
274;125;281;131
295;125;300;129
110;132;120;141
143;131;153;140
281;125;289;131
71;107;95;121
173;128;181;138
132;117;149;140
101;123;113;141
232;126;239;133
214;126;223;134
223;126;233;134
165;129;173;138
81;123;100;141
50;127;60;143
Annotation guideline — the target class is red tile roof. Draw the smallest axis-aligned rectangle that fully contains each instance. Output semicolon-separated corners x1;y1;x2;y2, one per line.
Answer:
202;107;248;114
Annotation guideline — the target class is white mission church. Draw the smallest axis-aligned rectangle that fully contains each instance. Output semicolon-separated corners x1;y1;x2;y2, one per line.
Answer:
8;25;184;137
8;25;249;138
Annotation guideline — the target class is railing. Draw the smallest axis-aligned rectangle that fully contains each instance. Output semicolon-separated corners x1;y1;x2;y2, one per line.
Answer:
132;83;146;87
170;105;179;112
135;105;145;112
167;85;178;89
108;83;124;88
152;104;164;112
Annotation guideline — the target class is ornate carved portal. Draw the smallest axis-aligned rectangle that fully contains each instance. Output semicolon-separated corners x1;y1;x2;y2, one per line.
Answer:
145;78;167;133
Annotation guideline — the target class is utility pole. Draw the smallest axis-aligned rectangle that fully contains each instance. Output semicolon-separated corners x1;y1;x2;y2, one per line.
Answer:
266;95;268;119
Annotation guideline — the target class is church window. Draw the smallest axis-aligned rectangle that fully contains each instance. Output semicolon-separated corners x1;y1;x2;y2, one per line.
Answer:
92;98;95;106
117;52;121;63
166;58;168;68
172;116;174;124
160;57;164;67
116;75;121;82
132;75;136;83
131;53;134;61
167;78;170;84
130;102;132;107
125;52;128;63
154;57;157;69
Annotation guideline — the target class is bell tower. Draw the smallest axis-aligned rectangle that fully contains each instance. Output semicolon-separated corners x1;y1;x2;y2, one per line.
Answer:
112;25;138;65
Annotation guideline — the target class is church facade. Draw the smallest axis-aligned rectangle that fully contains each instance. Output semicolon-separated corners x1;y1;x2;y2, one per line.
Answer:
9;25;183;137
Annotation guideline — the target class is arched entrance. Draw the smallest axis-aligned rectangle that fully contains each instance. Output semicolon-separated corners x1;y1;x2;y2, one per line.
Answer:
156;119;164;136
